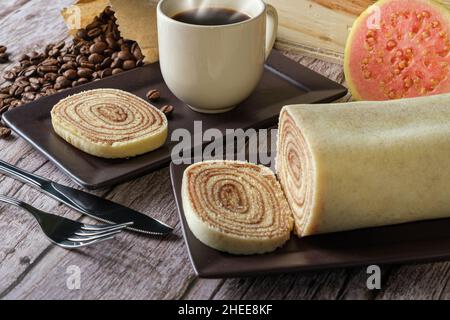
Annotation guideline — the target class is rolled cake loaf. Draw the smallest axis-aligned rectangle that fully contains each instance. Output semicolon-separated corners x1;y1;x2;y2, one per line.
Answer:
182;161;294;255
277;94;450;237
51;89;168;159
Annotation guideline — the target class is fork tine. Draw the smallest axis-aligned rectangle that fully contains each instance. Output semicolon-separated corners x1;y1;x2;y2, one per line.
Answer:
75;223;129;236
81;221;133;232
59;235;117;249
67;230;122;242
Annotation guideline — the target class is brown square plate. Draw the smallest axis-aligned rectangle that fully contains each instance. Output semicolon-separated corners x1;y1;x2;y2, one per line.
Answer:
171;161;450;278
3;51;347;189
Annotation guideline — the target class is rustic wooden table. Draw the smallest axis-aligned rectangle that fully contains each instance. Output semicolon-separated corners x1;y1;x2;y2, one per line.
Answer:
0;0;447;300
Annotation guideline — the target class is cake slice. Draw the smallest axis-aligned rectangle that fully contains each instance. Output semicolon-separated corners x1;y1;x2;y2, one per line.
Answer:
182;160;294;255
51;89;168;159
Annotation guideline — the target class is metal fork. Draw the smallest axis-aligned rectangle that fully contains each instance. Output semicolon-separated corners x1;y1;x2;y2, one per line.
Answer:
0;195;132;249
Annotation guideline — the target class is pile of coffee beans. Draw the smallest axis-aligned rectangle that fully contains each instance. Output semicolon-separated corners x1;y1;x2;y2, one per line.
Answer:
0;7;145;131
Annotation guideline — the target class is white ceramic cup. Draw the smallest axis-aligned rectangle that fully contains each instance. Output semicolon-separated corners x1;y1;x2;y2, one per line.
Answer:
157;0;278;114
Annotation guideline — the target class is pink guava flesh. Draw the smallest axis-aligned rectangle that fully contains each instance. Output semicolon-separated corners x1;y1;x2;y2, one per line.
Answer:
345;0;450;100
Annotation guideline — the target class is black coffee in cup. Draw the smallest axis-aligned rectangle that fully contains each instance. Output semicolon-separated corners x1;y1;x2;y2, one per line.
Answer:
172;8;250;26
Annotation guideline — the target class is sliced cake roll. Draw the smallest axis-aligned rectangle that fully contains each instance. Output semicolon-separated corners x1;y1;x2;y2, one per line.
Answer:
51;89;168;158
182;161;294;255
277;94;450;237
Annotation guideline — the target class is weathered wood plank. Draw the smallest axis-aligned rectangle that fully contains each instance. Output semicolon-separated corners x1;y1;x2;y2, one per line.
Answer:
376;263;450;300
268;0;450;64
3;168;193;300
0;0;74;88
2;0;450;301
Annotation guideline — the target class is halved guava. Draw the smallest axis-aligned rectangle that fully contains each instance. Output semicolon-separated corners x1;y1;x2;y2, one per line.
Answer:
344;0;450;100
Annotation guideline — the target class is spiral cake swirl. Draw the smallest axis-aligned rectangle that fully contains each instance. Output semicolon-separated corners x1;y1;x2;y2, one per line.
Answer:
276;110;314;236
277;98;450;237
51;89;168;158
182;161;293;255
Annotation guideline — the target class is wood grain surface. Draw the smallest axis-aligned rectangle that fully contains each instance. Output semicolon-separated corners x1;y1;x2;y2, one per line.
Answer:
269;0;450;64
0;0;448;300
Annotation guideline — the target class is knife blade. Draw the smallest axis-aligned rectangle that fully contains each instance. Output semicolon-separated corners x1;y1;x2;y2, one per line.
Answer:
0;160;173;235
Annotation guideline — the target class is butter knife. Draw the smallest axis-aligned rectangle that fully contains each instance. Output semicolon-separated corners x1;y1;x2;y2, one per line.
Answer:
0;160;173;235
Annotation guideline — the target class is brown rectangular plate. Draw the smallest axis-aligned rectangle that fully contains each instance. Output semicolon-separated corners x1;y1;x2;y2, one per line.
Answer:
3;51;346;189
171;161;450;278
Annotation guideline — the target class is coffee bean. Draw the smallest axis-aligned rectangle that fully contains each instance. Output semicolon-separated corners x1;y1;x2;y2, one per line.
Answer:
132;44;145;61
54;41;66;50
30;52;45;63
0;53;9;64
100;68;112;78
15;79;29;87
54;78;72;90
92;33;102;41
100;57;112;69
111;58;122;69
38;65;59;73
0;104;8;115
0;127;11;139
61;61;78;71
0;46;6;54
30;82;40;91
62;54;77;62
104;6;115;16
10;85;24;97
77;67;94;78
77;29;89;40
19;54;30;62
44;73;58;82
22;92;36;101
29;51;39;59
106;37;119;50
45;88;57;95
41;58;59;66
86;20;102;31
3;71;16;81
123;60;136;70
90;42;107;54
63;69;78;80
12;66;22;74
0;86;10;94
56;75;68;83
20;60;32;68
78;78;89;85
88;53;104;64
112;68;123;75
29;77;40;84
23;66;37;77
24;86;34;93
160;105;174;117
146;89;160;101
80;45;90;55
79;62;95;69
118;50;134;61
75;55;89;64
87;28;102;38
9;99;21;108
49;48;61;57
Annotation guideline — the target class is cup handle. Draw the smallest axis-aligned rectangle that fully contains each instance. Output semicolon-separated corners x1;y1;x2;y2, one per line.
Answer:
265;4;278;61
